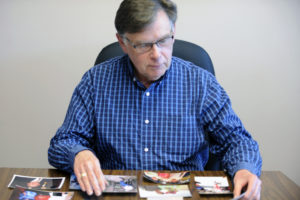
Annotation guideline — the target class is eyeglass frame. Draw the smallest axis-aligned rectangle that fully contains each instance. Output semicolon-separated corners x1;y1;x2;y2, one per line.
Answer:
122;33;175;54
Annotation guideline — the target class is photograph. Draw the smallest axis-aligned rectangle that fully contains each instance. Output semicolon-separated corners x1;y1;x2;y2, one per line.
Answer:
138;185;191;198
143;171;190;184
194;176;232;195
8;174;65;190
9;187;74;200
69;174;137;193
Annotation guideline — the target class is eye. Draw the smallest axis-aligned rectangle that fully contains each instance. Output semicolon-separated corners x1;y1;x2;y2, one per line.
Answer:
158;38;168;45
157;37;172;46
137;43;152;49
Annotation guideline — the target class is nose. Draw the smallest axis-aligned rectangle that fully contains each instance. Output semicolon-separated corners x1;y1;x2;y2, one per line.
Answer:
150;44;161;59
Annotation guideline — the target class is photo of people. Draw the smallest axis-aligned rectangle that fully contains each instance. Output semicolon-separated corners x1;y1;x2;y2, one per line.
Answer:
194;176;232;194
143;171;190;184
8;174;65;190
9;187;74;200
69;174;137;193
105;175;137;193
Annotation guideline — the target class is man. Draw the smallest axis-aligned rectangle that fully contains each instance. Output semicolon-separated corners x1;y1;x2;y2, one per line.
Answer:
48;0;262;199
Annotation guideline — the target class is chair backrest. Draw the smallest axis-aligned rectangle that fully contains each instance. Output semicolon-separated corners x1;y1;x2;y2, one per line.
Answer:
95;39;215;75
94;39;221;170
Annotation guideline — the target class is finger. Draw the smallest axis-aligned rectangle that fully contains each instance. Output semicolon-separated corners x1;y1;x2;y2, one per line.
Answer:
233;180;243;198
82;172;93;196
74;152;88;193
243;181;254;199
256;187;261;200
94;164;107;191
251;178;261;200
87;168;102;196
86;160;108;196
74;168;86;192
79;164;94;196
244;176;259;199
89;173;101;196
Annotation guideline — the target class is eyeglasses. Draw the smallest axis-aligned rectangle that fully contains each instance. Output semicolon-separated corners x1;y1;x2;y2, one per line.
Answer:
124;34;174;54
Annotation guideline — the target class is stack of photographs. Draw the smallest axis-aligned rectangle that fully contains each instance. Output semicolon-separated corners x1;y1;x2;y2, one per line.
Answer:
8;175;73;200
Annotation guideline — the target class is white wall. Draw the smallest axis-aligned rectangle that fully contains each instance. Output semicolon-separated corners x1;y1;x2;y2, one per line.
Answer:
1;0;299;186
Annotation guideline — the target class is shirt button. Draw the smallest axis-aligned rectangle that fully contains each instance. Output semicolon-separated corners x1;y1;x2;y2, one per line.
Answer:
144;147;149;152
133;77;136;82
145;119;150;124
146;92;150;96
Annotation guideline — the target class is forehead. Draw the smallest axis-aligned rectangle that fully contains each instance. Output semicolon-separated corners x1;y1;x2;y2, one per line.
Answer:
125;10;173;42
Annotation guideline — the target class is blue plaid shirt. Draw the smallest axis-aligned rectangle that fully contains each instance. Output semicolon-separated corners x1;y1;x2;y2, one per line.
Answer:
48;55;262;177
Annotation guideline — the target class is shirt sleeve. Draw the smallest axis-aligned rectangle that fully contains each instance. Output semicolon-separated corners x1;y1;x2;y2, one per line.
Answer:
48;70;96;173
201;74;262;177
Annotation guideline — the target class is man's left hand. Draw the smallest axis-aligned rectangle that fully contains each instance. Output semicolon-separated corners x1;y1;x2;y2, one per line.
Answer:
233;169;261;200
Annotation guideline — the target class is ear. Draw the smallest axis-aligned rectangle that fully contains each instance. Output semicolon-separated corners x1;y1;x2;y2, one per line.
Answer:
172;23;176;39
116;33;128;54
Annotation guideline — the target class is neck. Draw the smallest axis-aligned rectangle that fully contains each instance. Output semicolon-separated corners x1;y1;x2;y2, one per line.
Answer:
134;71;153;88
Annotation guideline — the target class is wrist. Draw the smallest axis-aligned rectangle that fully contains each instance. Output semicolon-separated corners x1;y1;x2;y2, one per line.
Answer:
69;145;94;170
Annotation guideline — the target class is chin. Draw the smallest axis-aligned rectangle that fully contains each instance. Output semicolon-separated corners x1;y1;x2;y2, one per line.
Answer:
150;73;164;81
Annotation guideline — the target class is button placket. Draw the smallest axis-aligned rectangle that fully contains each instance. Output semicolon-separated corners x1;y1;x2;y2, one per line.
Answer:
141;89;153;168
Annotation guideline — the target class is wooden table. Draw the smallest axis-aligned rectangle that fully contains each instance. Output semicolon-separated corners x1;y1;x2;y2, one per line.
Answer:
0;168;299;199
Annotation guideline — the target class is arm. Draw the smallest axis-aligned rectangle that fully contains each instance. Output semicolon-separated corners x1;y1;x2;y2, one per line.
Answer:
48;70;106;196
48;70;96;172
201;74;262;198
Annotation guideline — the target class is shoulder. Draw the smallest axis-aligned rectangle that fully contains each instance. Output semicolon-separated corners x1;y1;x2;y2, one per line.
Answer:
82;55;128;81
90;55;127;75
169;57;224;97
76;55;128;89
170;56;215;82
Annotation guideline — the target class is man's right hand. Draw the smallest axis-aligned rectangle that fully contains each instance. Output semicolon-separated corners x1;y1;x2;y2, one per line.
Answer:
73;150;107;196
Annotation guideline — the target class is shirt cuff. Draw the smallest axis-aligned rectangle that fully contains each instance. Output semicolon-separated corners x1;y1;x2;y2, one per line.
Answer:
68;144;94;171
231;162;261;178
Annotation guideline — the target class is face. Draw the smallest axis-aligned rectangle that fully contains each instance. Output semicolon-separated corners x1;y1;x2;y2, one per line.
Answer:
117;10;175;87
27;181;40;188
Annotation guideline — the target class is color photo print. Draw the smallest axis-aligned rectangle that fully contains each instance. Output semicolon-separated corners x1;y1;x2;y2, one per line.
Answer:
194;176;232;195
139;185;192;198
143;171;190;184
69;174;137;193
8;174;65;190
9;187;74;200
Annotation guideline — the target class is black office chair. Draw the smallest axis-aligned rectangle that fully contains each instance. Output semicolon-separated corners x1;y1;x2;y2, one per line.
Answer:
94;39;221;170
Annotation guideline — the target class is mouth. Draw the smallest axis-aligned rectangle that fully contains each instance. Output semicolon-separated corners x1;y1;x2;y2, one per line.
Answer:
149;64;163;68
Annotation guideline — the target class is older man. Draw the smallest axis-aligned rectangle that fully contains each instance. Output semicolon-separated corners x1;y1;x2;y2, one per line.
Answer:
48;0;262;199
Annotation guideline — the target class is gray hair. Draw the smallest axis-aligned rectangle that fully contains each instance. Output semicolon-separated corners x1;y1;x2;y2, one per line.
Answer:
115;0;177;35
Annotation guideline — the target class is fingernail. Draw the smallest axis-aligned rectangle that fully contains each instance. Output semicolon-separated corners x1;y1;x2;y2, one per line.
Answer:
96;191;101;196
